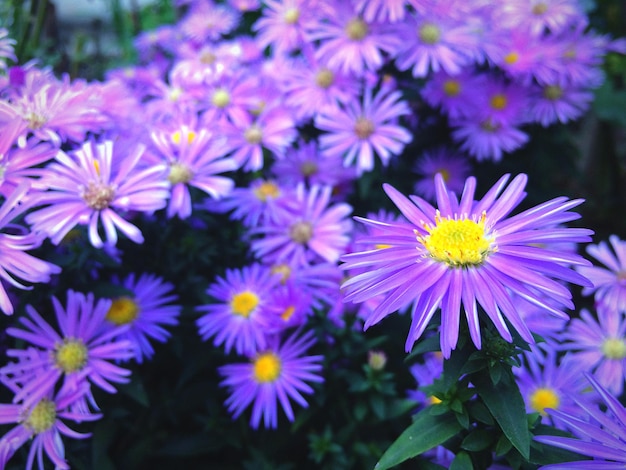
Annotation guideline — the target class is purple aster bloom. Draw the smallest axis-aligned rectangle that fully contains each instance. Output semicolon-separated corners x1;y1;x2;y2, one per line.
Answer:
515;347;589;430
451;117;529;162
305;3;401;75
271;139;358;189
196;263;281;355
340;173;593;358
218;330;323;429
0;182;60;315
264;280;313;333
316;85;412;175
421;70;484;120
1;290;134;409
527;81;593;126
221;106;297;171
26;140;170;248
576;235;626;313
179;1;240;43
103;273;181;364
535;374;626;469
412;147;471;201
252;0;315;54
251;184;353;267
199;71;259;125
147;124;237;219
560;305;626;395
209;178;294;228
0;382;100;470
394;12;481;78
494;0;583;37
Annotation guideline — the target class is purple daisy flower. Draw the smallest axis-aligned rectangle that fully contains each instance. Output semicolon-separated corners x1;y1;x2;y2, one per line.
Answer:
560;305;626;395
0;182;61;316
1;290;134;409
26;139;170;248
412;147;471;201
179;1;240;43
148;125;237;219
420;70;484;120
252;0;314;54
451;117;529;162
104;273;182;364
494;0;583;37
0;382;100;470
353;0;408;23
316;85;412;175
340;173;593;357
196;263;281;355
305;2;401;75
264;280;313;333
527;81;593;127
535;374;626;469
576;235;626;313
250;184;353;267
219;330;323;429
515;347;589;430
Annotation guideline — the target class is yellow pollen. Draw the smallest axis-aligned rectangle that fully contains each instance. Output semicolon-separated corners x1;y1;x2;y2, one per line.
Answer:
418;23;441;44
375;244;391;249
490;93;508;110
24;399;56;434
438;169;451;182
93;159;101;176
563;49;576;60
25;112;47;130
253;352;282;383
230;291;259;318
481;119;501;133
168;162;194;184
300;161;318;177
345;18;368;41
54;338;88;373
289;221;313;244
419;211;493;267
171;130;196;145
281;306;296;321
443;80;461;97
82;183;115;210
532;2;548;15
503;52;519;65
354;117;375;140
602;338;626;359
169;87;183;102
271;263;292;283
253;181;280;201
283;7;300;24
106;297;140;325
543;85;563;101
212;88;231;108
244;124;263;144
429;395;442;405
315;68;335;89
530;387;560;415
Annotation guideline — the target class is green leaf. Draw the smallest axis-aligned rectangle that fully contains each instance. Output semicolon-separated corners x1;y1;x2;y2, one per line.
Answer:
449;451;473;470
473;370;530;459
461;429;495;452
405;334;441;362
443;346;470;389
375;408;463;470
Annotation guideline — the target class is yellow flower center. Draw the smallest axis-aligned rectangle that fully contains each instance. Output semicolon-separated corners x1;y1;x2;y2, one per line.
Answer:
253;181;280;201
284;7;300;24
490;94;508;110
530;387;560;415
289;221;313;244
300;161;318;177
281;306;296;321
171;130;196;145
503;52;519;65
169;87;183;102
602;338;626;359
253;352;282;383
419;211;493;267
24;399;56;434
438;169;451;182
480;119;501;133
543;85;563;101
271;263;292;283
418;23;441;44
168;162;194;184
106;297;140;325
315;69;335;89
532;2;548;15
211;88;231;108
354;117;375;140
230;291;259;318
345;18;368;41
375;244;391;249
82;183;115;210
429;395;442;405
443;79;461;97
55;338;88;373
244;124;263;144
